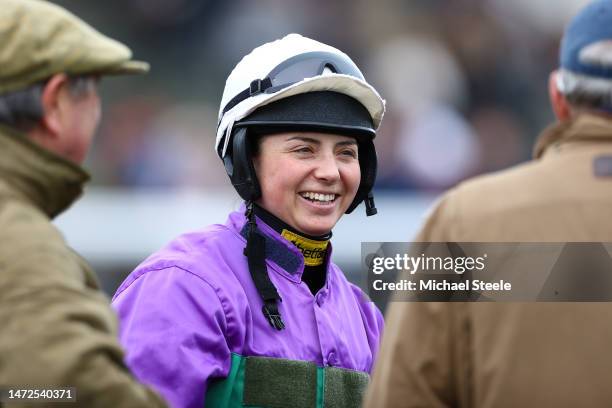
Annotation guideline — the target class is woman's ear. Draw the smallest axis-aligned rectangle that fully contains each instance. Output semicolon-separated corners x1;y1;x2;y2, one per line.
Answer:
250;134;264;174
40;73;70;137
549;70;571;122
252;155;260;173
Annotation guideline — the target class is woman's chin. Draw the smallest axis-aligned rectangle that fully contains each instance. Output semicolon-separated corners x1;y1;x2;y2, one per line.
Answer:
293;217;336;236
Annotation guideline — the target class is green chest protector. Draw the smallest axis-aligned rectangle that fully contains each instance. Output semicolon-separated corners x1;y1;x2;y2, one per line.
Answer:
205;353;370;408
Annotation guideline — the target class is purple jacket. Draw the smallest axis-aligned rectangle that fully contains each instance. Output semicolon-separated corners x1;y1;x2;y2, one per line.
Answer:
112;208;384;408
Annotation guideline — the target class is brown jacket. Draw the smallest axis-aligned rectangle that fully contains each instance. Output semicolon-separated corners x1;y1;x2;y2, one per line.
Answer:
365;114;612;408
0;126;166;407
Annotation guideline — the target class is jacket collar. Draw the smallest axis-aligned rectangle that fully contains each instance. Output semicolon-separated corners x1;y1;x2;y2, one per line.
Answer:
228;206;334;283
534;113;612;159
0;125;89;218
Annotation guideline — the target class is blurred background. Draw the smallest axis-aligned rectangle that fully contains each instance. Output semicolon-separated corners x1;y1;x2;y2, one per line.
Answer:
51;0;589;296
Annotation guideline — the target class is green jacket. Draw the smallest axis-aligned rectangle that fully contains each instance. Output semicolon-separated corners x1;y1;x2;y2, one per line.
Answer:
0;126;166;407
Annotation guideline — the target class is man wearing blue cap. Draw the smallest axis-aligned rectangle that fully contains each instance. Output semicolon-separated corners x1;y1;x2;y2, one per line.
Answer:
365;1;612;406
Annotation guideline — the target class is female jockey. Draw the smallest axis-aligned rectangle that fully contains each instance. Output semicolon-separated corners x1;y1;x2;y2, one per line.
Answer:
112;33;386;408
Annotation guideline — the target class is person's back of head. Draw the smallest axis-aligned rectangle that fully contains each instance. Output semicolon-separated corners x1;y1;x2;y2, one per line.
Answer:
0;0;148;164
551;0;612;120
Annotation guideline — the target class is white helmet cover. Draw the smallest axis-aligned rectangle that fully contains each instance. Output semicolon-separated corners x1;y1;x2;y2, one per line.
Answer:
216;33;386;158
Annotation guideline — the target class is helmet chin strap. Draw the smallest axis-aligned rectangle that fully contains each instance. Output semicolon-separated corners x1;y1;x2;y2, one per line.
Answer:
244;201;285;330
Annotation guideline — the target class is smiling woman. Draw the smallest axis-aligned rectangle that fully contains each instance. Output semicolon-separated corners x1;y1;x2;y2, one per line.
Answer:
254;132;361;236
111;33;386;408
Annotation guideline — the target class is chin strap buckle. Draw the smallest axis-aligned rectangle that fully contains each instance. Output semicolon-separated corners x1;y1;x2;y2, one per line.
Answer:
365;192;377;216
263;301;285;330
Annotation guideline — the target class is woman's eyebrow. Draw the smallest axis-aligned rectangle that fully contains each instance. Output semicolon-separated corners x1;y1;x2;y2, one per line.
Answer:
336;140;358;147
286;136;320;144
285;136;358;147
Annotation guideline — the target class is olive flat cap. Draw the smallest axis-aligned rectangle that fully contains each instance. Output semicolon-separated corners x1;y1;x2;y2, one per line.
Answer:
0;0;149;94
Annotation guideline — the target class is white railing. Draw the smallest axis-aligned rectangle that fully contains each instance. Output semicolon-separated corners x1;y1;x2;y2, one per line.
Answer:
55;187;437;267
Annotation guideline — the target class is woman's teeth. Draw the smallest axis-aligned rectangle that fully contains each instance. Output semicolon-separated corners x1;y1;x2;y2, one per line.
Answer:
301;192;336;202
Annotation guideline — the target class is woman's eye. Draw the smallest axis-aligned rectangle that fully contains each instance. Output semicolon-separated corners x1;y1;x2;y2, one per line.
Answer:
294;146;313;154
340;149;358;158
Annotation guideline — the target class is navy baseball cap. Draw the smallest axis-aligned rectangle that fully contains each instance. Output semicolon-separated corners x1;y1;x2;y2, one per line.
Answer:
561;0;612;79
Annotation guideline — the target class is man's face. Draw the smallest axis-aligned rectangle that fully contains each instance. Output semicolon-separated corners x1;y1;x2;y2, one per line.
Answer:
59;77;101;164
253;131;361;236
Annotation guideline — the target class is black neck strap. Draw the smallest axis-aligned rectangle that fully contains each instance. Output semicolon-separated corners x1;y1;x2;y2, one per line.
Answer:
244;202;285;330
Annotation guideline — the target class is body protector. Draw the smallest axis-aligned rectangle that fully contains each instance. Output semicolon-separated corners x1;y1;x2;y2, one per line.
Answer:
216;34;385;330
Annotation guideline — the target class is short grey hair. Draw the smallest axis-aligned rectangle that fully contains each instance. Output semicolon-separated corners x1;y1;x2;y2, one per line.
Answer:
0;76;96;132
556;69;612;110
556;38;612;111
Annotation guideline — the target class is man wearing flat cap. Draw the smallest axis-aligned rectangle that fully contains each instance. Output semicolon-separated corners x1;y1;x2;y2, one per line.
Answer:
0;1;167;406
366;0;612;407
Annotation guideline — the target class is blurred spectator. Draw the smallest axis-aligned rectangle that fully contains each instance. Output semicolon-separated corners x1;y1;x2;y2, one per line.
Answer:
396;104;481;189
368;36;480;190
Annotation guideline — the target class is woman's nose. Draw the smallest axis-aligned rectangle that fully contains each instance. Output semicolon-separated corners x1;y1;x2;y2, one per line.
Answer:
313;154;341;183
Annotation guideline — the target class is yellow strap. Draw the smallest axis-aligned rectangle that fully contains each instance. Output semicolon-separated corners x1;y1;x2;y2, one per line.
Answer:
281;229;329;266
